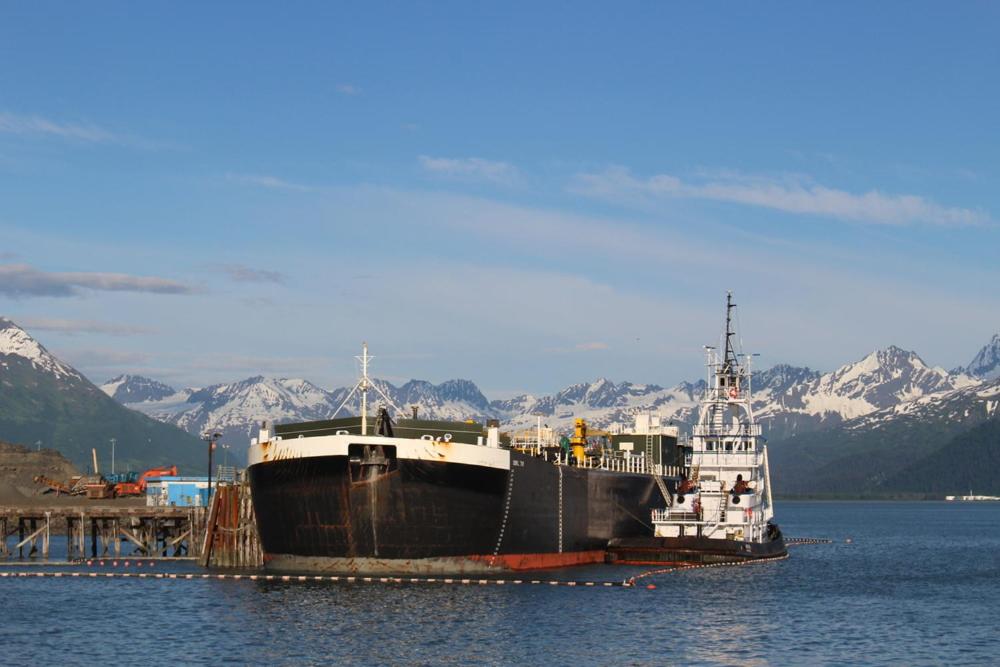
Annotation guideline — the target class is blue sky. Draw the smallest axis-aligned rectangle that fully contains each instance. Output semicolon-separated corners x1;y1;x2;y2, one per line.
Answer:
1;2;998;396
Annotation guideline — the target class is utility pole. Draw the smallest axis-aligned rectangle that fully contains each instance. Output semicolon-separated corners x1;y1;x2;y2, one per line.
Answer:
204;432;221;497
110;438;116;475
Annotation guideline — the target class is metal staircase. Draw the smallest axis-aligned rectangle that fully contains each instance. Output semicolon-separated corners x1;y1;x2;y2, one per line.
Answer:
645;434;672;507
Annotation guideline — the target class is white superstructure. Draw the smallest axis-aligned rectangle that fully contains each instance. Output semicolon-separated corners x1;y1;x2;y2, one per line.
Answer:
652;293;777;544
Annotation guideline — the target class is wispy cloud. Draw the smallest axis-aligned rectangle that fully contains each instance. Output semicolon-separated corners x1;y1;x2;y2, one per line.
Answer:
571;166;992;226
0;111;115;143
336;83;361;96
418;155;523;186
0;111;168;149
17;317;154;336
222;264;287;284
55;347;154;368
226;172;314;192
0;263;196;298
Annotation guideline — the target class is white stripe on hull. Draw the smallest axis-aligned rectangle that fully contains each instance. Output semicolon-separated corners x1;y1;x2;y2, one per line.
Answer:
249;433;511;471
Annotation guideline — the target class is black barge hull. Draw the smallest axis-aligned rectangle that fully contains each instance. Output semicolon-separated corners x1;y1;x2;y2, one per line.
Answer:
248;451;671;574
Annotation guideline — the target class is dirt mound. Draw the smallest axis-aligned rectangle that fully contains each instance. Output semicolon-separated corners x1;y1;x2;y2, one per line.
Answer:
0;440;80;502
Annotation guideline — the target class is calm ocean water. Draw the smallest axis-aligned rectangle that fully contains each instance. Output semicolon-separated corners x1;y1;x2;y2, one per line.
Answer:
2;501;999;666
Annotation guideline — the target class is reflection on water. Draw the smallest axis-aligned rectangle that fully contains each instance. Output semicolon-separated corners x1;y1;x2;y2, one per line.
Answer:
2;502;999;666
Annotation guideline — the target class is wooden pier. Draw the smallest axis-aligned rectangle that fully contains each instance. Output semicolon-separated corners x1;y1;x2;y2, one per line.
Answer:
2;477;264;568
0;505;206;561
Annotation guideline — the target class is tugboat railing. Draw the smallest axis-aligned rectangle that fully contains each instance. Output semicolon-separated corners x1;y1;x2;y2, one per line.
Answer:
692;424;761;437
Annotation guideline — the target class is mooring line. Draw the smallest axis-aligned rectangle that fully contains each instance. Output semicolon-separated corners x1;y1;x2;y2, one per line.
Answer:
1;540;831;589
625;537;836;587
627;552;791;587
785;537;834;545
0;570;633;588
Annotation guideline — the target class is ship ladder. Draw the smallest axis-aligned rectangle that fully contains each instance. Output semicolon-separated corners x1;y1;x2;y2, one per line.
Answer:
690;465;701;484
718;481;727;524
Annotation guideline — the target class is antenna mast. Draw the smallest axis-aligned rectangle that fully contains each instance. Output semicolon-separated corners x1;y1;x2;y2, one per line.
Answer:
331;342;404;431
723;291;739;377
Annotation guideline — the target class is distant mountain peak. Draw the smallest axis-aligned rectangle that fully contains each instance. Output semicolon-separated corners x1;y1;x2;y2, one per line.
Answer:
0;317;81;380
965;333;1000;380
100;374;176;403
862;345;925;368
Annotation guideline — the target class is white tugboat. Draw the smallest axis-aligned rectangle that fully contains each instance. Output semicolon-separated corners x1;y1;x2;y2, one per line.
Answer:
607;293;786;564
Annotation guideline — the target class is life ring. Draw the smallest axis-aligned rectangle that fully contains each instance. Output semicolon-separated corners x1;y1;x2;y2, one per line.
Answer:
729;387;739;399
731;494;741;505
677;494;685;504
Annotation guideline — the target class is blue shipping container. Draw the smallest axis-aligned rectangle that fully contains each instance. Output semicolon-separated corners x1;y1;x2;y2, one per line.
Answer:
146;476;211;507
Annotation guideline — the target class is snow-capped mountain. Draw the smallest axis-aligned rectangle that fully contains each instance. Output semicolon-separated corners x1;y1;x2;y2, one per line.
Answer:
0;317;82;380
101;374;177;403
488;348;973;439
771;376;1000;496
490;378;704;432
0;318;205;472
177;376;336;436
850;375;1000;431
964;333;1000;380
382;379;493;420
752;346;977;439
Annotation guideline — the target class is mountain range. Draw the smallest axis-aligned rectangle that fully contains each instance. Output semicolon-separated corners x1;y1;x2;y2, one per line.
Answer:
101;343;991;443
1;314;998;496
97;333;1000;497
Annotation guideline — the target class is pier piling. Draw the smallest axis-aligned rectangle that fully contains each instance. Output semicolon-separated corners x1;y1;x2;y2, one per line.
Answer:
1;506;206;561
201;480;262;569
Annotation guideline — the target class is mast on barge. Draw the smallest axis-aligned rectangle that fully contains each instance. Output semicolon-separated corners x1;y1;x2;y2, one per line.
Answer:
331;342;402;434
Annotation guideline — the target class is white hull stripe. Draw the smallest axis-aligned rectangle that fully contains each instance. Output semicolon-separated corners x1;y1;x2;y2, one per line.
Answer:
249;434;511;470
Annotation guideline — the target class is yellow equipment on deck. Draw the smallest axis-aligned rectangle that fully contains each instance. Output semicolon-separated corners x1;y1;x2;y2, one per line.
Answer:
570;418;587;463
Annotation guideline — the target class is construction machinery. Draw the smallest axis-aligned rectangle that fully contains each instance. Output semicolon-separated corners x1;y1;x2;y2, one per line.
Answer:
113;465;178;497
32;475;82;496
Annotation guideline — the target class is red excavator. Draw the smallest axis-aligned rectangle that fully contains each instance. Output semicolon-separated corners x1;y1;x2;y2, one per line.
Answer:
113;465;178;497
